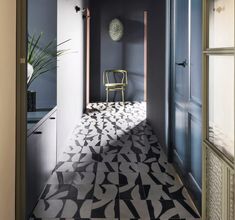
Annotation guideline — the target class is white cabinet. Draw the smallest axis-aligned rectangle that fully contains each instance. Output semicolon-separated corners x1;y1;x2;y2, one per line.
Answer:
26;109;57;216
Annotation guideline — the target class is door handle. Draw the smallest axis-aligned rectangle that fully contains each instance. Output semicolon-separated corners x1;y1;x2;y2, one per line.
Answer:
176;59;187;68
49;117;56;120
33;131;42;135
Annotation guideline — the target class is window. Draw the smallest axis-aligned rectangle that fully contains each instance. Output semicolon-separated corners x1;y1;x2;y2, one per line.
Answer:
206;0;235;159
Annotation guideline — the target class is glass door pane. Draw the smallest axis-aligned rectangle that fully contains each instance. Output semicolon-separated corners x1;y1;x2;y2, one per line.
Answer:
209;0;234;48
208;55;234;158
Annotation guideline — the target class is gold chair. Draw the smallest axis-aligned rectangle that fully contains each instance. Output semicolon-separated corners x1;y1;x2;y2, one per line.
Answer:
103;69;128;105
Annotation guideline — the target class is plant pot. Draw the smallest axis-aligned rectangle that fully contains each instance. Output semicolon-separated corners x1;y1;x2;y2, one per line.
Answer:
27;91;36;112
27;63;34;83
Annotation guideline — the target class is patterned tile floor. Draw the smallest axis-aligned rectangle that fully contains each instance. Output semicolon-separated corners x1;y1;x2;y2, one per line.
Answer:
30;102;200;220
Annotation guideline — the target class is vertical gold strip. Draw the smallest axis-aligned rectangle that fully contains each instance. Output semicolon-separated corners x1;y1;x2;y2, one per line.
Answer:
232;0;235;217
202;0;208;219
16;0;27;218
234;166;235;220
86;8;91;106
144;11;148;102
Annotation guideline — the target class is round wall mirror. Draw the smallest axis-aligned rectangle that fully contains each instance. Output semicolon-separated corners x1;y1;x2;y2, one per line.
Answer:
109;18;124;41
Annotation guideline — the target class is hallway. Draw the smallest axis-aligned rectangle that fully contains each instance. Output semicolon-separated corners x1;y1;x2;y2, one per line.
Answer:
30;102;200;219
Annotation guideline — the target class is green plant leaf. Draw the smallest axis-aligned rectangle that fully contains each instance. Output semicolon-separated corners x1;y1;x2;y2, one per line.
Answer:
27;33;70;86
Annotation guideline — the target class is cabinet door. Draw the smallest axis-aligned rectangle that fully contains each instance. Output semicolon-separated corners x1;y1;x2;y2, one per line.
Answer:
26;114;56;216
27;129;42;215
38;114;57;182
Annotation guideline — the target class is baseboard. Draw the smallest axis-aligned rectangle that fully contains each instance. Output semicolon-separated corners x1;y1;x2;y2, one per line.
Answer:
173;149;187;176
187;173;202;213
172;150;202;214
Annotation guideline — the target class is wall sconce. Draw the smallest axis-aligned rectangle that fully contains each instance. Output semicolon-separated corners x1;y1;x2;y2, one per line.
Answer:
75;6;80;13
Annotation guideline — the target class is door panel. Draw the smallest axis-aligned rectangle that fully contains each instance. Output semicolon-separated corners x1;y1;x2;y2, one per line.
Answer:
175;67;187;97
190;116;202;186
191;0;202;105
173;0;189;170
189;0;202;191
175;104;186;164
175;0;189;98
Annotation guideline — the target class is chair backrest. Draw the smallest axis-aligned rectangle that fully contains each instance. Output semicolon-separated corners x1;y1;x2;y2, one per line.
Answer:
103;70;128;85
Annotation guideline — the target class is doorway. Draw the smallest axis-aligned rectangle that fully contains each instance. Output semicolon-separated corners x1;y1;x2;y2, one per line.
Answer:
88;0;148;103
16;0;204;218
19;0;150;219
170;0;203;211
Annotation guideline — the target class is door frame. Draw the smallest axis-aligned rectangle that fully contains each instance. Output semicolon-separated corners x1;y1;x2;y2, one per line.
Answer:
202;0;235;219
15;0;206;219
15;2;149;219
16;0;27;219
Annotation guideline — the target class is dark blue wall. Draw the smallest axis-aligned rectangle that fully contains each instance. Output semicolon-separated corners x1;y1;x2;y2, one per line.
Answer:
90;0;149;102
28;0;57;109
147;0;168;151
90;0;169;151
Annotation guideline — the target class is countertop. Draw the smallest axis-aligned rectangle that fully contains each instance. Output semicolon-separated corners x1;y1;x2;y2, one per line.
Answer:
27;110;51;130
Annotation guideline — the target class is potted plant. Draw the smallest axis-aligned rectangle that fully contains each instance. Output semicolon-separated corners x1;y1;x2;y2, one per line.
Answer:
27;33;69;111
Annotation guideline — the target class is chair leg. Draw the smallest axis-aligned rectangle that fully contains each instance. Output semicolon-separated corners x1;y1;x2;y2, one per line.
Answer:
122;89;125;106
106;89;109;105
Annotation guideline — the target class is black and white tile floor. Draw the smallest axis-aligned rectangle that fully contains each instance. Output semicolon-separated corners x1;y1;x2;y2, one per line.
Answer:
30;102;200;220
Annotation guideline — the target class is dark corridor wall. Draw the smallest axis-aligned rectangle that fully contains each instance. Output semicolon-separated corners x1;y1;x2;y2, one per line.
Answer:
28;0;57;109
147;0;168;152
90;0;149;102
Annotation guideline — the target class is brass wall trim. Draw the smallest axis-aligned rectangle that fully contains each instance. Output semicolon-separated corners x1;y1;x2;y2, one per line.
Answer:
203;49;234;55
204;47;234;52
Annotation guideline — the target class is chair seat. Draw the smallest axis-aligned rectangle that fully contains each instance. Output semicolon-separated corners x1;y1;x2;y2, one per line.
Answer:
105;83;126;88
